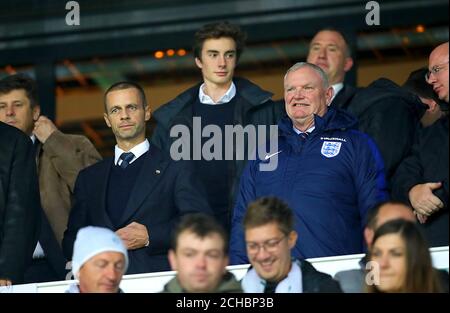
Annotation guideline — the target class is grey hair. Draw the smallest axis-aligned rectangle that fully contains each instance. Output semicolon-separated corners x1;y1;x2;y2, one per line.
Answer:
284;62;329;88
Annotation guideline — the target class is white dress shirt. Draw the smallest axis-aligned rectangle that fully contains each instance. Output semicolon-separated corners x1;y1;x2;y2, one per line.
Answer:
329;82;344;105
114;139;150;166
198;82;236;105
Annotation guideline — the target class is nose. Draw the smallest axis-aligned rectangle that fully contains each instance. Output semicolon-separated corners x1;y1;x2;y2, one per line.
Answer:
218;55;226;67
6;105;15;116
104;265;121;281
195;255;207;269
426;72;437;84
293;87;306;99
119;109;130;120
377;254;390;269
254;246;271;261
318;47;326;59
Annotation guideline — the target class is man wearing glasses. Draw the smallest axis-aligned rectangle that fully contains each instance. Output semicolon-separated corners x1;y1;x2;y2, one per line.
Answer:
392;42;449;247
426;42;449;103
240;197;341;293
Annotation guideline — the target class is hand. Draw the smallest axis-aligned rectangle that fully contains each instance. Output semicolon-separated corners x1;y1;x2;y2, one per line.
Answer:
116;222;149;250
33;116;57;143
415;211;428;224
0;279;12;287
408;182;444;216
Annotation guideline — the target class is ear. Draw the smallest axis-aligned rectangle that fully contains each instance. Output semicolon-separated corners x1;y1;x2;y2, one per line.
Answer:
144;105;151;122
325;86;334;105
103;113;111;128
364;227;374;248
343;57;354;72
195;57;203;70
168;250;178;271
288;230;298;249
32;105;41;121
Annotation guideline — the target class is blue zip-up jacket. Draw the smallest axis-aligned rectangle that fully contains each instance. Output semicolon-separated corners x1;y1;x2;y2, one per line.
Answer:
230;108;388;264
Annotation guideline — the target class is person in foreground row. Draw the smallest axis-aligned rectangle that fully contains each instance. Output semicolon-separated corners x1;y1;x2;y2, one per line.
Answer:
66;226;128;293
240;197;342;293
366;219;444;293
163;213;242;293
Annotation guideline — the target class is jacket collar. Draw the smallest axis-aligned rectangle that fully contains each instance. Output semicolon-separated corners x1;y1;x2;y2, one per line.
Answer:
153;77;273;128
278;107;358;138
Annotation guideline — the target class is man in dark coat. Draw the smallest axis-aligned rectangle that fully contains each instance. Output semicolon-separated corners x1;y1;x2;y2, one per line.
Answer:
345;78;427;190
0;122;40;285
391;42;449;247
151;21;283;232
63;82;212;274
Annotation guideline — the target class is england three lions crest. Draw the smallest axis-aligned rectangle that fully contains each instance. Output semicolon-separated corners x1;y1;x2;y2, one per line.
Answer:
321;141;342;158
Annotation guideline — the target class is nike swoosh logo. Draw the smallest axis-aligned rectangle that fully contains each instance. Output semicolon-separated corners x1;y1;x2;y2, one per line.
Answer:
264;150;282;160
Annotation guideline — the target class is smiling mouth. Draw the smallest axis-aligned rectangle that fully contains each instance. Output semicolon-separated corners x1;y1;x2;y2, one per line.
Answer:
292;103;309;107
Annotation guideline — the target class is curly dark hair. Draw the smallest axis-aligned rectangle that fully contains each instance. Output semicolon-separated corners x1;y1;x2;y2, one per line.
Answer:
193;21;247;62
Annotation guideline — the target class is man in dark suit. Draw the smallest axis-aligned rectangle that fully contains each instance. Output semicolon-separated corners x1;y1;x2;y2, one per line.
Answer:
0;122;40;285
63;82;212;274
0;74;101;283
306;28;357;110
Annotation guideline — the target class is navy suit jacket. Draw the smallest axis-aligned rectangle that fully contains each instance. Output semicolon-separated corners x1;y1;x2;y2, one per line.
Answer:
63;145;212;274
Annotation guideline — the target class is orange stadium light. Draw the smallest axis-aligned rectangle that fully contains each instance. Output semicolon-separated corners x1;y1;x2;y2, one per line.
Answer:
154;51;164;59
166;49;175;57
177;49;187;56
415;24;425;33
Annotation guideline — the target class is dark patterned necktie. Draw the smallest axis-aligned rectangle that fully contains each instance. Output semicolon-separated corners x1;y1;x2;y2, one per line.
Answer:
119;152;135;169
299;132;310;140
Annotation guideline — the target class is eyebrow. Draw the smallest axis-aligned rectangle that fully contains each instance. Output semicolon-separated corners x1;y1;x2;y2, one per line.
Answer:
206;49;236;54
311;43;339;48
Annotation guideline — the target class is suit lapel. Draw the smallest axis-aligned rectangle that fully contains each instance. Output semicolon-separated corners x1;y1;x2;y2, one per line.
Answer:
119;148;169;224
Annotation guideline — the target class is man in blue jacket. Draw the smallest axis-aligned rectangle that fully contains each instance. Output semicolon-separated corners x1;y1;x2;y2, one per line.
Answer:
230;62;388;264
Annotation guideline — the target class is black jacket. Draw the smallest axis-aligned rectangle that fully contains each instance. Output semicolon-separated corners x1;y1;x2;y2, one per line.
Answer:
151;77;284;224
63;146;212;274
0;122;40;283
300;260;343;293
346;78;427;190
392;116;449;247
330;84;359;110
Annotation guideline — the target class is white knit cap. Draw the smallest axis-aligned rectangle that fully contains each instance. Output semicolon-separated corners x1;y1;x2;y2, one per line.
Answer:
72;226;129;278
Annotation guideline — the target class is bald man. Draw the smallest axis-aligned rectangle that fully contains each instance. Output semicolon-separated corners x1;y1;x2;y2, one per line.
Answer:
427;42;449;103
392;42;449;247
